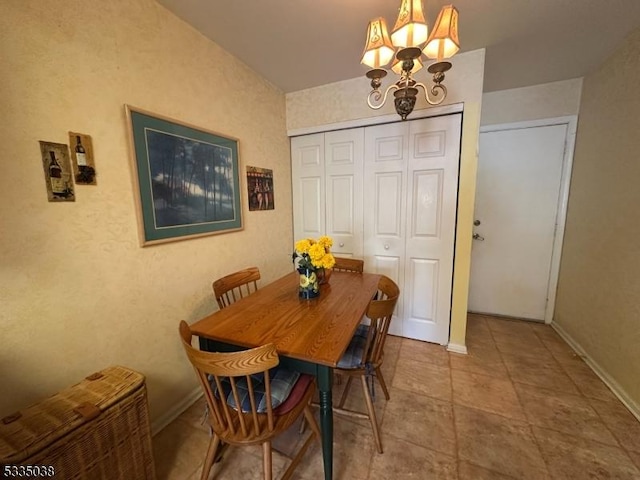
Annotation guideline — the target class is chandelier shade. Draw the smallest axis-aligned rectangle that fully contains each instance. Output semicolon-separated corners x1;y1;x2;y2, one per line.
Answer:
361;17;395;69
391;0;429;48
423;5;460;60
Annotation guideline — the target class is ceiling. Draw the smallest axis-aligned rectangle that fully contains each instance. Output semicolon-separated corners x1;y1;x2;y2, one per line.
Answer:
156;0;640;94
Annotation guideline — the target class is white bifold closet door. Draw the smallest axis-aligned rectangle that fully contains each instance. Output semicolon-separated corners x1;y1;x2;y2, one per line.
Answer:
363;114;462;344
291;113;461;345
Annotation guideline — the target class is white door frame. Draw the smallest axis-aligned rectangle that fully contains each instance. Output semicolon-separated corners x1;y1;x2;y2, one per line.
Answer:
479;116;577;324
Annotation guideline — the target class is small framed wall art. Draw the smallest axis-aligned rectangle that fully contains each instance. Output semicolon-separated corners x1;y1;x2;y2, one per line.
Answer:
247;166;274;211
126;105;243;246
68;132;97;185
39;141;75;202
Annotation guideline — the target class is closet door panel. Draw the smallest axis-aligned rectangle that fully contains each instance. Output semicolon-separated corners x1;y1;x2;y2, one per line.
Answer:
300;177;323;234
325;129;364;257
404;114;462;344
410;170;442;237
326;175;355;254
364;122;408;337
404;257;439;339
375;172;403;237
291;134;325;241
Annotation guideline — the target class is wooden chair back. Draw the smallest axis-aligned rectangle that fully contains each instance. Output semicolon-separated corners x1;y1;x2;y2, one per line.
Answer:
179;321;321;480
212;267;260;309
332;257;364;273
179;321;279;442
361;275;399;367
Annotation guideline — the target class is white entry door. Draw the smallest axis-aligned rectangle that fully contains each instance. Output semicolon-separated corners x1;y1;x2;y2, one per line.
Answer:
469;121;573;321
364;114;462;344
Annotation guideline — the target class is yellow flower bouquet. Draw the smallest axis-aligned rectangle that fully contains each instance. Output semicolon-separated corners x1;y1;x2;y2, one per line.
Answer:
293;236;336;298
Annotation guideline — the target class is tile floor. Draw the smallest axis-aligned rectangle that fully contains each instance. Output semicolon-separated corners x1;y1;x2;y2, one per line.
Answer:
153;314;640;479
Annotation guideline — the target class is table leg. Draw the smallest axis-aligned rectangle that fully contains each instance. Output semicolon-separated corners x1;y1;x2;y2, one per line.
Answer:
317;365;333;480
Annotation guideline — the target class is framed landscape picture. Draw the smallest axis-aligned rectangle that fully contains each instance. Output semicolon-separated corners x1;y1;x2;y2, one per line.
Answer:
126;106;243;246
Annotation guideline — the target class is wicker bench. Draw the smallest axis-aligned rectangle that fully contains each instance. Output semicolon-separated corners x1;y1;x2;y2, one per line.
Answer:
0;366;156;480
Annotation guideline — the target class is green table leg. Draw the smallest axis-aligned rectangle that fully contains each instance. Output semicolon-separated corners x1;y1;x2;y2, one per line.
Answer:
317;365;333;480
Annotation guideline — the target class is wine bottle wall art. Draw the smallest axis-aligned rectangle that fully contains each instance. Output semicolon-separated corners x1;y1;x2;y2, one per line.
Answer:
69;132;96;185
39;141;75;202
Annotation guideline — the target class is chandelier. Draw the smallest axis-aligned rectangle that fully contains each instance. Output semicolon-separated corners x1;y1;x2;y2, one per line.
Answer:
361;1;460;120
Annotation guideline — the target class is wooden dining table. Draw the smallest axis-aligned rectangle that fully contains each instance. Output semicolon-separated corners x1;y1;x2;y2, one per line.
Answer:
190;269;381;480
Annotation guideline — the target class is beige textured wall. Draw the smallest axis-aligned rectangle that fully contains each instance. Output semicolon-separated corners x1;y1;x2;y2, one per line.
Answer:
481;78;583;126
286;49;485;349
554;28;640;407
0;0;292;425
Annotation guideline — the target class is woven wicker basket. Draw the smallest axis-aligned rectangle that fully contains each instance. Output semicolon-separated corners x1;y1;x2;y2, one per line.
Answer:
0;366;156;480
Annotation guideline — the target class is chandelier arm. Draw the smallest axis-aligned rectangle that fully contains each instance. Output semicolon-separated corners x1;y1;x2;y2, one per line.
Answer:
367;84;399;110
414;81;448;106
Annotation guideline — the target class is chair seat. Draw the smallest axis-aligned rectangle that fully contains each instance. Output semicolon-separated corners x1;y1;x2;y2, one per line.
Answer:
337;324;370;369
211;367;300;413
273;373;314;415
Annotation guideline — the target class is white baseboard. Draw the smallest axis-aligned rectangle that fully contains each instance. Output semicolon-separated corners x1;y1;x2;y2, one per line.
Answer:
551;321;640;422
151;387;203;436
447;342;468;355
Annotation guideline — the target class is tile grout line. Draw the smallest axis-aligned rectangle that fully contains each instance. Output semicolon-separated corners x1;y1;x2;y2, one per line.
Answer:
487;317;553;478
527;324;633;454
492;317;640;476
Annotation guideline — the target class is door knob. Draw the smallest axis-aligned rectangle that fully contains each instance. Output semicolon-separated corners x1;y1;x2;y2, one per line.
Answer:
384;244;390;250
474;219;481;226
472;233;484;241
339;242;344;247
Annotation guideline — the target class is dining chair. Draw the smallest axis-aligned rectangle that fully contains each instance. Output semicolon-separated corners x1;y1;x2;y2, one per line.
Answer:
179;321;321;480
332;257;364;273
331;257;365;386
332;275;399;453
212;266;260;309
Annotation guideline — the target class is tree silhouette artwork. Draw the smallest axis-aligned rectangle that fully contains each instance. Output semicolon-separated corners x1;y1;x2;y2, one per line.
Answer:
146;130;236;228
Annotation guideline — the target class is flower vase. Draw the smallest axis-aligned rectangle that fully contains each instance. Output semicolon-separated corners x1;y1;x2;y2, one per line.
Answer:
298;267;319;299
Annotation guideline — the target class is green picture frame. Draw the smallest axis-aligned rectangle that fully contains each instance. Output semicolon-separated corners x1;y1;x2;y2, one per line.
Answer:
126;106;243;246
